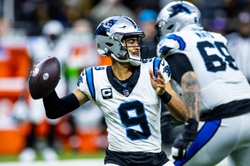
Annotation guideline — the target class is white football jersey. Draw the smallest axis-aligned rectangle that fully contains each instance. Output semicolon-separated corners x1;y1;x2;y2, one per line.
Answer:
77;57;171;152
28;36;71;69
157;26;250;113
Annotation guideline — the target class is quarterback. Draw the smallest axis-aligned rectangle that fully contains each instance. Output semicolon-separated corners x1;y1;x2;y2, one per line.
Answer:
40;15;188;166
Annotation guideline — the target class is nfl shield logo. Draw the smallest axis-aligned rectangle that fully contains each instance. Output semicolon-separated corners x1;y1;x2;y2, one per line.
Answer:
123;89;129;97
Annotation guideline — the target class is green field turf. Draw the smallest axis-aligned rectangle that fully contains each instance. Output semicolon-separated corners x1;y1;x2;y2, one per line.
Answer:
0;150;105;162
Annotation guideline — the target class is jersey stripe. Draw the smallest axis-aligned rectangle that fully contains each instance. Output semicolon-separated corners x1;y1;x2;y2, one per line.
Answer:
85;67;96;101
174;120;221;166
153;57;162;78
160;34;186;50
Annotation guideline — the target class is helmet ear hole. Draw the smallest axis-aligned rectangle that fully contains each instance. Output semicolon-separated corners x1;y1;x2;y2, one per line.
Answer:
106;43;113;47
167;25;174;30
104;43;114;56
118;46;127;56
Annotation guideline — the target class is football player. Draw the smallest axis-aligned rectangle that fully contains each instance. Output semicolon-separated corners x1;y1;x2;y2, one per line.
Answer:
19;20;70;162
155;1;250;166
41;15;188;166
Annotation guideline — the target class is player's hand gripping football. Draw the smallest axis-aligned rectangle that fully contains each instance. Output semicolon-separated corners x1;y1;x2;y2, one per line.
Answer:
149;68;166;95
28;56;61;99
171;118;198;161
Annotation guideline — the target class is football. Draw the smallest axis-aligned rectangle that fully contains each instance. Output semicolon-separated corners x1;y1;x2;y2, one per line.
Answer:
28;56;60;99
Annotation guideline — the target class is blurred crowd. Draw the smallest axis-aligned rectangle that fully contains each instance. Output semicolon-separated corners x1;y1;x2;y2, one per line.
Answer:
1;0;250;163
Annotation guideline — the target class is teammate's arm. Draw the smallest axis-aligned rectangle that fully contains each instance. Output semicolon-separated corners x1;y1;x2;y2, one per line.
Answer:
181;71;200;120
166;53;200;160
167;53;201;120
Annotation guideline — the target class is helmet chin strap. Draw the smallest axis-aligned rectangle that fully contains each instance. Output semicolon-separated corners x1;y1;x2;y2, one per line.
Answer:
110;51;141;66
127;51;141;66
110;53;129;63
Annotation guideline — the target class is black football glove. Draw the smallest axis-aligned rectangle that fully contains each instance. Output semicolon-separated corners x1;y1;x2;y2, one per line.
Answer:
161;111;184;130
171;118;198;160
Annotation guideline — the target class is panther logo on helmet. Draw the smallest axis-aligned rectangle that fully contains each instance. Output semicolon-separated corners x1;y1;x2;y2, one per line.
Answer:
168;3;192;18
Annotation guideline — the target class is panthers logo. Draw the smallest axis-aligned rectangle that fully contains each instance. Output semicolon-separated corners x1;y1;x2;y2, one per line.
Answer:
168;3;192;18
95;19;117;36
103;19;117;29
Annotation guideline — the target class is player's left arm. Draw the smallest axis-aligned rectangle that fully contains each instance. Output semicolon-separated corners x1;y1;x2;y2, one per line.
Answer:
181;71;200;121
166;53;200;161
149;66;188;122
164;81;188;122
166;53;201;121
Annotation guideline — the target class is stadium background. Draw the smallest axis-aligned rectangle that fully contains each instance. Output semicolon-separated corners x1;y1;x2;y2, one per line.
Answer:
0;0;248;165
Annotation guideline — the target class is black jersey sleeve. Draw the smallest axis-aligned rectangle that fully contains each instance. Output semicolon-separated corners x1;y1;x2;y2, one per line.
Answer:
43;90;80;119
166;53;194;85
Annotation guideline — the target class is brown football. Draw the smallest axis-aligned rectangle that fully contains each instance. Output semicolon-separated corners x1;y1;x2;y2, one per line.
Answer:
28;56;60;99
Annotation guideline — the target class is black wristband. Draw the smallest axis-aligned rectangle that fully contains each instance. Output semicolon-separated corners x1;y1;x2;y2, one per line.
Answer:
158;91;172;104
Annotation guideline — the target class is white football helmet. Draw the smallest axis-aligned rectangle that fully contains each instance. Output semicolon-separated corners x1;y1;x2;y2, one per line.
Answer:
95;15;145;66
42;20;64;36
155;1;202;41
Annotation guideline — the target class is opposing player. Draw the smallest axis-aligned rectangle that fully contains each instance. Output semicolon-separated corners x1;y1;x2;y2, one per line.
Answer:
40;15;188;165
155;1;250;166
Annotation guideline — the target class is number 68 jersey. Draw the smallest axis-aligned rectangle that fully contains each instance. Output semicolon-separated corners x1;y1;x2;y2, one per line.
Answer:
157;26;250;113
77;57;171;153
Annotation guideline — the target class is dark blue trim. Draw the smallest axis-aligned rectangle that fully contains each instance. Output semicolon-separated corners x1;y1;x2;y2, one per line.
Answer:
160;34;186;50
106;66;140;97
174;120;221;166
85;67;95;101
153;58;162;78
